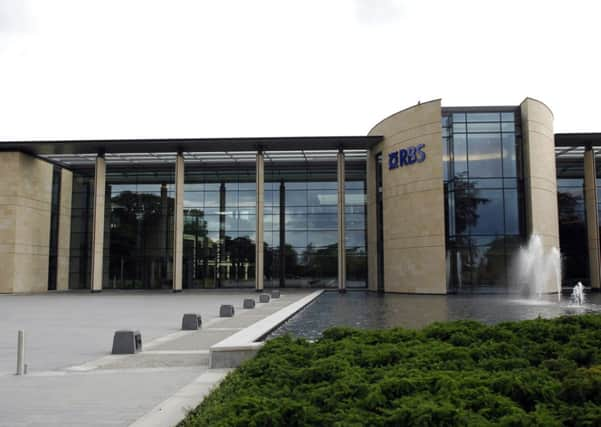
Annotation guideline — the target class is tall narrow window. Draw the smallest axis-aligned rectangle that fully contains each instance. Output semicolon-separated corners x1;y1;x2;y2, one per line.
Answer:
48;166;62;290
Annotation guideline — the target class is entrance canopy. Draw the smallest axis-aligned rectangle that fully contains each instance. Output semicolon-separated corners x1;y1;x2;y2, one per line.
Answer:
0;136;382;168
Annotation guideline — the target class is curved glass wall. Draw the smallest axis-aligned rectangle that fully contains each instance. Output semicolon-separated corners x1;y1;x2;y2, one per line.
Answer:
443;109;525;291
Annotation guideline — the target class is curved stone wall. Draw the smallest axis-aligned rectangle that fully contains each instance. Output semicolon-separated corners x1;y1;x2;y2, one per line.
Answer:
367;100;446;294
520;97;560;292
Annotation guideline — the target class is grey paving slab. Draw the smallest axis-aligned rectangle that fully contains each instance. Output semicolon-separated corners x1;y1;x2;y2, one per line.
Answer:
0;290;306;373
0;367;205;427
0;289;312;427
150;329;234;351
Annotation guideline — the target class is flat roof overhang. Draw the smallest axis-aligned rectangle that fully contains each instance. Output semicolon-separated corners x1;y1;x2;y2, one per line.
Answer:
0;136;383;156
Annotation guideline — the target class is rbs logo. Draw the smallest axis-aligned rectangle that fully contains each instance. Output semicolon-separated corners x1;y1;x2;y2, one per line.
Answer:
388;144;426;170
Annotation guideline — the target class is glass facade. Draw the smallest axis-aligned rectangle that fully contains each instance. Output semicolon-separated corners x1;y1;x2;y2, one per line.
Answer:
263;162;367;288
106;169;175;289
69;171;93;289
68;158;367;290
182;167;256;288
556;176;588;284
443;110;526;291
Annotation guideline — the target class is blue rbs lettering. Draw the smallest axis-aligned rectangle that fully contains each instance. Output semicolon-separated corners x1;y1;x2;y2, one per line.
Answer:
388;144;426;170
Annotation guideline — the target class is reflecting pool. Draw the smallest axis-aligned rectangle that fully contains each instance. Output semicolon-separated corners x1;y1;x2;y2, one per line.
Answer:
268;291;601;340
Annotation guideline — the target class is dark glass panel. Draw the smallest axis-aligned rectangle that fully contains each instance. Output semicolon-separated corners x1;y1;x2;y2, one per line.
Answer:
470;189;504;235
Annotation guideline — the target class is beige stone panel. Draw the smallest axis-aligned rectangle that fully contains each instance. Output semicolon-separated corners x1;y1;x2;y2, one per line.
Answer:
584;148;600;289
521;97;560;293
17;153;53;203
57;169;73;291
366;150;378;291
0;252;15;293
384;246;446;294
13;253;48;293
0;204;16;246
367;99;446;294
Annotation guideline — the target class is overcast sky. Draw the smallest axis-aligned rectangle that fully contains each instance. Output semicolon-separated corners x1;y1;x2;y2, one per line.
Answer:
0;0;599;141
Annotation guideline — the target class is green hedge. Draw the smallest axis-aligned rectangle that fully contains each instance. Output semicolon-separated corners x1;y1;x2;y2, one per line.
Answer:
182;314;601;426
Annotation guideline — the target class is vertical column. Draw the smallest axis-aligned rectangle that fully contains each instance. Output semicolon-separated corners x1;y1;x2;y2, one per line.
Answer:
337;149;346;292
279;180;286;288
584;145;601;289
255;151;265;291
91;154;106;292
173;152;184;292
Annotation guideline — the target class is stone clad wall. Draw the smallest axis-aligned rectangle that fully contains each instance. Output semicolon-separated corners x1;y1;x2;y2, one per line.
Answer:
520;98;560;293
57;169;73;291
0;152;53;293
367;100;447;293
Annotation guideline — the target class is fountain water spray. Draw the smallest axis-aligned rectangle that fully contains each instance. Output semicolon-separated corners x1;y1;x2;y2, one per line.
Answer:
570;282;585;305
511;235;562;300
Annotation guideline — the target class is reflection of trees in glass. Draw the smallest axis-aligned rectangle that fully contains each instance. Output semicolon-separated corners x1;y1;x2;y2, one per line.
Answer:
225;236;255;281
452;173;490;234
110;191;172;257
347;246;367;281
301;244;337;281
184;209;208;240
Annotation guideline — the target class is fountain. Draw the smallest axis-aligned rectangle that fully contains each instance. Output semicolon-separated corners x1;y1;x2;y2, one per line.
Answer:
570;282;585;305
511;234;562;300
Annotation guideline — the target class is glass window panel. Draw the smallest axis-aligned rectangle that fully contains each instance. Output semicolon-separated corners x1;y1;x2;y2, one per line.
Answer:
308;231;337;248
502;134;517;177
287;231;307;248
285;190;307;206
470;179;504;189
286;214;307;230
346;213;366;230
501;112;515;122
466;112;500;122
467;122;500;132
467;133;502;178
286;181;307;190
345;181;365;190
308;189;337;206
452;112;466;122
308;181;337;190
204;192;220;207
453;134;468;177
346;230;366;248
264;190;280;206
442;116;450;127
238;190;256;207
308;214;337;230
286;205;309;215
308;205;337;214
504;189;520;235
184;192;204;207
453;123;466;133
470;189;504;235
238;182;255;190
501;122;515;132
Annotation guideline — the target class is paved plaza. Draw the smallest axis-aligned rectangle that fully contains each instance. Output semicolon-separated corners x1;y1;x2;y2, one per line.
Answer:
0;290;310;426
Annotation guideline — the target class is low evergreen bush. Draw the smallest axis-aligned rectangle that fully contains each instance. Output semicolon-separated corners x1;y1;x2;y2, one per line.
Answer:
182;314;601;426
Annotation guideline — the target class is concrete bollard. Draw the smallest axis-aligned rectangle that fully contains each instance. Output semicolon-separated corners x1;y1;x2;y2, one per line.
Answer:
219;305;235;317
271;290;280;299
259;293;270;303
16;330;25;376
112;330;142;354
243;299;256;309
182;313;202;330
